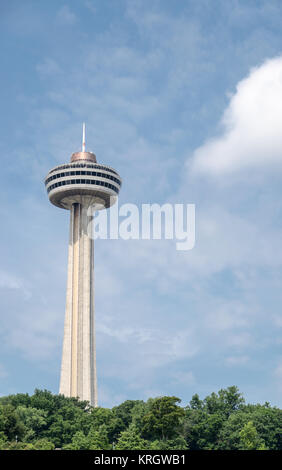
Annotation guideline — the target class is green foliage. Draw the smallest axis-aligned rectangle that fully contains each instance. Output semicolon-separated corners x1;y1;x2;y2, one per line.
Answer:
0;393;31;408
183;386;247;450
239;421;268;450
63;431;90;450
189;394;204;410
115;424;150;450
141;396;185;441
15;406;47;441
0;386;280;450
0;438;55;450
131;401;147;431
0;404;25;441
63;424;111;450
88;424;111;450
217;404;282;450
202;386;245;417
150;436;188;450
0;432;8;450
89;407;123;442
32;438;55;450
112;400;145;429
183;408;225;450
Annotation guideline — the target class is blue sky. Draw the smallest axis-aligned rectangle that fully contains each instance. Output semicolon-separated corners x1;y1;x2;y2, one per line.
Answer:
1;0;282;408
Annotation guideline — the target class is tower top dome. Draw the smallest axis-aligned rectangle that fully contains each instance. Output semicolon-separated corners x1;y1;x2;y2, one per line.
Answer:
70;151;97;163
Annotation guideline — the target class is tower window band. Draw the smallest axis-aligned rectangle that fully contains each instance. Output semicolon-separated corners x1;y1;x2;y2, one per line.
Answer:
48;162;119;177
47;179;120;194
45;170;121;186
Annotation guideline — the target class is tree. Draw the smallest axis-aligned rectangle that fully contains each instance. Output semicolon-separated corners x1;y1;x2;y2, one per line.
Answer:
217;405;282;450
239;421;268;450
183;408;225;450
0;393;31;409
189;394;203;410
32;438;55;450
89;407;122;443
29;391;91;447
115;424;150;450
88;424;111;450
131;401;148;433
0;404;25;441
203;386;245;417
63;431;89;450
15;406;47;441
150;436;188;450
183;387;245;450
112;400;144;429
141;396;185;441
63;425;111;450
217;386;245;416
0;432;7;450
248;406;282;450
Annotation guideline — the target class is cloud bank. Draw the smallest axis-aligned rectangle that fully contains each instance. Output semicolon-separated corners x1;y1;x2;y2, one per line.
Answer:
191;56;282;175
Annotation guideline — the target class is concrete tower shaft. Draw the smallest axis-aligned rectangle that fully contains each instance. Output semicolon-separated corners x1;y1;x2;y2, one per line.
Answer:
60;200;97;406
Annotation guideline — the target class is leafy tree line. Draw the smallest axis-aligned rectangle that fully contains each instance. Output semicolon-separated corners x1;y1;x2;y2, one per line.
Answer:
0;386;281;450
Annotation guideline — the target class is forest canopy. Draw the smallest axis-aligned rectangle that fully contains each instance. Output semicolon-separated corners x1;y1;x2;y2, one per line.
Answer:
0;386;281;450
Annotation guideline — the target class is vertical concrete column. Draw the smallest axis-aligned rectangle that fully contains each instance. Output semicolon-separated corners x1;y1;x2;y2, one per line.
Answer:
59;205;74;397
59;201;97;407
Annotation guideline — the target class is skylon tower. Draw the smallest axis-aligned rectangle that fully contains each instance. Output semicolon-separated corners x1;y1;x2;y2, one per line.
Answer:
45;124;122;406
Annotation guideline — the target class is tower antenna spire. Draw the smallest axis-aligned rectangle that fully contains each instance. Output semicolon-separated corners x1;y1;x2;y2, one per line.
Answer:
82;122;86;152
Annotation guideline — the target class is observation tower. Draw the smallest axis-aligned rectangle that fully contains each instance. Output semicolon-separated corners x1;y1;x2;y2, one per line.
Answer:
45;124;122;407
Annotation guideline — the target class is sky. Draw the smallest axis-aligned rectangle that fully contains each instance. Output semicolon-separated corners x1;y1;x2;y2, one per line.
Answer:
1;0;282;408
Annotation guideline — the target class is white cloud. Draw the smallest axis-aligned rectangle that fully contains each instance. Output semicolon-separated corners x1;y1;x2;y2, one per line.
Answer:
190;56;282;175
226;332;253;349
0;270;22;290
84;0;96;15
56;5;77;25
273;314;282;328
8;328;58;361
97;320;198;367
2;302;62;361
225;355;249;366
0;363;8;379
36;58;62;77
0;270;31;300
205;301;250;332
171;370;196;386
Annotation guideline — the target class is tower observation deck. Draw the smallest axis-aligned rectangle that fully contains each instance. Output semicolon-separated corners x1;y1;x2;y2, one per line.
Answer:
45;125;122;407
